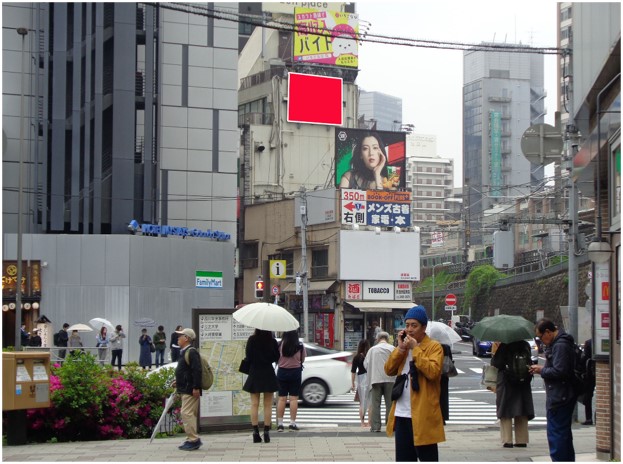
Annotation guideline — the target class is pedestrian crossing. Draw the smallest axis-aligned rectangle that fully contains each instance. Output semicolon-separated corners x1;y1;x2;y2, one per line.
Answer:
291;388;547;428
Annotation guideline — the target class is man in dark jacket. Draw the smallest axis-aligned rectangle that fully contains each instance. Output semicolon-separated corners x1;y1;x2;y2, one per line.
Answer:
56;323;70;360
172;328;202;451
530;319;576;462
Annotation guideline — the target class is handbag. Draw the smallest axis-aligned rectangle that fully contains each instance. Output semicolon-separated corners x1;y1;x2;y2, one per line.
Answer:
391;373;408;401
150;343;156;353
442;355;458;378
239;358;250;374
481;364;498;392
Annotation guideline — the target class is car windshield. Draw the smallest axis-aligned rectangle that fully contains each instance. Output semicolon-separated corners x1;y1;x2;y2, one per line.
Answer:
303;342;343;357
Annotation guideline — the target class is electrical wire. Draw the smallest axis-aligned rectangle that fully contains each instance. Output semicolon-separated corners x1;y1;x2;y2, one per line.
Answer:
149;3;566;56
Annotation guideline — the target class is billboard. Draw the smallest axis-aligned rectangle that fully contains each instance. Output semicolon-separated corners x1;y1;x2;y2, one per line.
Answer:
335;128;406;191
293;8;359;68
287;72;343;125
295;188;337;227
340;189;411;227
339;229;421;281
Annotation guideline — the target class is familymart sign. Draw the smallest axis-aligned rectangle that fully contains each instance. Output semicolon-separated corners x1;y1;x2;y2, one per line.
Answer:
196;271;223;288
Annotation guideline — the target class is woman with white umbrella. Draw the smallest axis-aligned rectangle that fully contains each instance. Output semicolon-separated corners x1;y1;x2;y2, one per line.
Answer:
96;326;110;365
242;329;280;444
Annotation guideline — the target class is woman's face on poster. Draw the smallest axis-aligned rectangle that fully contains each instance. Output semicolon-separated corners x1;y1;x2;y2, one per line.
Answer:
360;136;383;170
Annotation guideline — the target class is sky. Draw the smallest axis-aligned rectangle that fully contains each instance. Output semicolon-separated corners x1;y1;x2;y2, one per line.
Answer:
354;0;560;187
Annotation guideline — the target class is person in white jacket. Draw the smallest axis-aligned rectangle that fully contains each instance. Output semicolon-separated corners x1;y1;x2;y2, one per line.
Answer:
364;331;396;432
109;325;126;371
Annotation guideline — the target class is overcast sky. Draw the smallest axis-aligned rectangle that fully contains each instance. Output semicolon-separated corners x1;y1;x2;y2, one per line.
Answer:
355;0;559;187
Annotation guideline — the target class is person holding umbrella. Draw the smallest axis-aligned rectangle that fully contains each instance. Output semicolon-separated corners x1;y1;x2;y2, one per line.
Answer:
96;326;110;364
242;328;280;443
490;339;535;448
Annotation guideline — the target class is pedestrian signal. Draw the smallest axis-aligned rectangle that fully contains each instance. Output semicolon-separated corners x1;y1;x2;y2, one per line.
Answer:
254;280;265;299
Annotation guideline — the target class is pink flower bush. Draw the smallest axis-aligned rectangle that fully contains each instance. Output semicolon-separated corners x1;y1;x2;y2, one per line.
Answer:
24;355;179;442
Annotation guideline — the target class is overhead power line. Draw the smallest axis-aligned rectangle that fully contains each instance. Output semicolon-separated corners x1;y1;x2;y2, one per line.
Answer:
148;3;565;56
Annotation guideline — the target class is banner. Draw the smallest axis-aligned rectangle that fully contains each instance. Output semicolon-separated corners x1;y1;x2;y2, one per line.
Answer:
341;189;411;227
335;128;406;191
294;8;358;68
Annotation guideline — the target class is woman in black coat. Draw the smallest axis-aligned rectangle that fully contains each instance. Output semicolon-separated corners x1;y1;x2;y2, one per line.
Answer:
242;329;280;443
491;340;535;448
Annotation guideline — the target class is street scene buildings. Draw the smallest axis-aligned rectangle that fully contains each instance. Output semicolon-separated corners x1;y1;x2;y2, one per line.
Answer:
2;2;620;459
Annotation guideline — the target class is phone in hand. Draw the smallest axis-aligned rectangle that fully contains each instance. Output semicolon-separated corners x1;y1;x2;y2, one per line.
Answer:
400;331;407;341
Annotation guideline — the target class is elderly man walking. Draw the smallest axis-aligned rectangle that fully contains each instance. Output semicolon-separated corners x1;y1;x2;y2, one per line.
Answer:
364;331;396;432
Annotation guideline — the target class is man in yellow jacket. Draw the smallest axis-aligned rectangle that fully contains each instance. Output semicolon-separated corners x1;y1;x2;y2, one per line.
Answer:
384;305;446;461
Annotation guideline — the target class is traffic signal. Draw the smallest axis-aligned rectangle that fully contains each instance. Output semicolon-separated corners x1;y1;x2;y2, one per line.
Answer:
254;280;265;299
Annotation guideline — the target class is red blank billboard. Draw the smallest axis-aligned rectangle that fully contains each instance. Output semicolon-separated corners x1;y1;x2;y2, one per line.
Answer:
287;72;343;126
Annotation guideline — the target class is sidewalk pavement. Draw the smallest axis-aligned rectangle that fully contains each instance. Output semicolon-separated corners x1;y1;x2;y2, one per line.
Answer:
3;423;600;462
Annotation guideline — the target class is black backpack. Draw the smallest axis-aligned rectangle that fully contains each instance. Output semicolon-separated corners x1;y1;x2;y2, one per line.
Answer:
53;331;61;346
506;350;531;384
572;344;587;403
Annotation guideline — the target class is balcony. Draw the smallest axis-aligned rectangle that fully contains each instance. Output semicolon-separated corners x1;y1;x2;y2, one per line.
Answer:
238;112;274;126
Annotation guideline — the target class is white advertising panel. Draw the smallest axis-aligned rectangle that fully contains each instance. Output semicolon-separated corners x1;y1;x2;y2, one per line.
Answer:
339;229;421;281
363;281;394;300
593;262;610;356
345;281;363;300
295;188;337;227
394;282;412;301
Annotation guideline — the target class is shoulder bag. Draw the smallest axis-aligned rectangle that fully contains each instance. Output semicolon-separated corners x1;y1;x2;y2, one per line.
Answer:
442;355;458;377
239;358;250;374
391;373;408;401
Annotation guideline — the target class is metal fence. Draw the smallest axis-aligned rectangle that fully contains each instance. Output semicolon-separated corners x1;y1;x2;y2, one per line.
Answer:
22;346;110;365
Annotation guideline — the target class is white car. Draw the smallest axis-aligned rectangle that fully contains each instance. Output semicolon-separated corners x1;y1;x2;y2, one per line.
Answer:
527;338;539;364
150;341;353;407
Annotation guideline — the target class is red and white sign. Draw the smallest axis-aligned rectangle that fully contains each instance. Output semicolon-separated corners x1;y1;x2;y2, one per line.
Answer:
271;285;280;296
345;281;363;300
445;294;457;306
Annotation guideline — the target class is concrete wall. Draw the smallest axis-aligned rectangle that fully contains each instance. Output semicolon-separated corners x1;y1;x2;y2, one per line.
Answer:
4;233;235;364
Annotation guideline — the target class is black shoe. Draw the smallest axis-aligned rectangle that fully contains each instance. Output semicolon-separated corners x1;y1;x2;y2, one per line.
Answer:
253;432;262;443
514;443;527;448
581;420;593;425
263;431;270;443
289;424;299;431
277;425;284;432
179;440;201;451
503;443;513;448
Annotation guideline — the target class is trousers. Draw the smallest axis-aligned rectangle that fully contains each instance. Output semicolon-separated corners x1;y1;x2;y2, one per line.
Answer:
111;349;123;371
499;416;528;445
394;416;439;462
369;382;393;432
180;393;200;442
546;401;575;461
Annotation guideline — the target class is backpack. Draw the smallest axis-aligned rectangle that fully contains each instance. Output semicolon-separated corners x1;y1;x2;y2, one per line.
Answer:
506;350;531;384
184;347;214;391
53;332;61;346
572;344;587;403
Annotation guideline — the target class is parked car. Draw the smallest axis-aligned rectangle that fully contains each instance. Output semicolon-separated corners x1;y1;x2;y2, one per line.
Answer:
150;341;353;407
472;337;493;357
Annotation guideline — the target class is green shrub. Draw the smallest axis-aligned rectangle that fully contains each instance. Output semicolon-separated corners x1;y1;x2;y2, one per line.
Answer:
22;354;179;442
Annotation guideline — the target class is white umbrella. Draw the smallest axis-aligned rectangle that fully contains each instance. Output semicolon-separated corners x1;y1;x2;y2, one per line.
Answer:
233;302;300;332
426;321;461;346
89;317;115;332
67;323;94;332
150;392;177;444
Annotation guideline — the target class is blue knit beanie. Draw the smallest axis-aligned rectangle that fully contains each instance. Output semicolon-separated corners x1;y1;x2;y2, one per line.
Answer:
405;305;428;325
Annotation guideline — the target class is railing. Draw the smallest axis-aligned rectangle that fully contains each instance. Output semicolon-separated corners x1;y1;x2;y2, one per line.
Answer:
23;346;111;365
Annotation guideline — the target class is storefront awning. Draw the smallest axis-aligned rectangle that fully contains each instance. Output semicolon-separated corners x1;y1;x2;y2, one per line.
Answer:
345;301;414;313
282;280;337;294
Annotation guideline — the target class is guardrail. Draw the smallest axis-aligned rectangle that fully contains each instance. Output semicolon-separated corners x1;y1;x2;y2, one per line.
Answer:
22;346;110;365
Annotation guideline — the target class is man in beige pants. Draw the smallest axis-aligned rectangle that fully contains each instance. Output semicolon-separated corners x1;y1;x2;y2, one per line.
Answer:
172;328;202;451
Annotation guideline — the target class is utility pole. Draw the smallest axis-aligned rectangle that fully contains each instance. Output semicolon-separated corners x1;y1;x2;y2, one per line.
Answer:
15;26;28;351
299;187;309;342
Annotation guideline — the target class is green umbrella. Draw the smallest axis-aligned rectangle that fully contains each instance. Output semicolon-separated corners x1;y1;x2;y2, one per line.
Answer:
471;315;535;344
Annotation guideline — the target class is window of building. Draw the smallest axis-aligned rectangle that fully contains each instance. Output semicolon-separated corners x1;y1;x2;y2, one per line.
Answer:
241;242;259;269
311;249;329;278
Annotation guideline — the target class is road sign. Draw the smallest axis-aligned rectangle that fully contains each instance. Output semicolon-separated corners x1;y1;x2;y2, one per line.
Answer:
270;260;287;279
271;285;280;296
445;305;457;311
520;123;563;165
445;294;457;306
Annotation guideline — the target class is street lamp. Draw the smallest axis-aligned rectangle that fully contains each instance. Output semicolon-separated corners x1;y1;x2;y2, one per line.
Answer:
431;261;451;321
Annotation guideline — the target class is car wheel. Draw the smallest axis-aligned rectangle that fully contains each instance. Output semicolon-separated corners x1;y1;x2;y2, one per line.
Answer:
472;340;477;356
301;378;328;407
